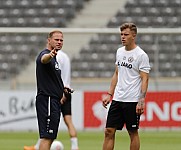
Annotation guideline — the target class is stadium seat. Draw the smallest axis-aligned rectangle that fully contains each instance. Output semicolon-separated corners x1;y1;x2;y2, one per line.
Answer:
169;0;181;6
154;0;169;7
159;35;173;44
127;7;145;16
174;35;181;43
137;34;155;44
125;0;137;7
166;16;180;27
139;0;154;7
160;7;175;16
145;7;160;16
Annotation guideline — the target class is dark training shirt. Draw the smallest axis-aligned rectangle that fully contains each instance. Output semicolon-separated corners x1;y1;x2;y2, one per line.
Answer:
36;49;64;99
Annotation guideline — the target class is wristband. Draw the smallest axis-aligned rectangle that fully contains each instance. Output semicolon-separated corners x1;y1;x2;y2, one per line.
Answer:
107;92;112;97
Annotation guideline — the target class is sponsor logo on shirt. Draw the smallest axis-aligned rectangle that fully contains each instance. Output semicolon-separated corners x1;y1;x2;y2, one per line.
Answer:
120;62;132;69
118;56;134;69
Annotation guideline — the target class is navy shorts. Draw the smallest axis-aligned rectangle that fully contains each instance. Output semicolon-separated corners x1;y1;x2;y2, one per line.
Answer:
61;93;72;117
36;94;61;139
106;100;140;130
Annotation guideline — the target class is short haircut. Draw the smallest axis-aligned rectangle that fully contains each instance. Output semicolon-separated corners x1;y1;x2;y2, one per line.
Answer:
120;23;137;34
48;30;63;38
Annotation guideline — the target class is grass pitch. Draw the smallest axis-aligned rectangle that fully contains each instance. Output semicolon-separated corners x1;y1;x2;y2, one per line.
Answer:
0;130;181;150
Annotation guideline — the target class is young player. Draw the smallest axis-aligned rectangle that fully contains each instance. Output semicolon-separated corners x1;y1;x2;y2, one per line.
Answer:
102;23;151;150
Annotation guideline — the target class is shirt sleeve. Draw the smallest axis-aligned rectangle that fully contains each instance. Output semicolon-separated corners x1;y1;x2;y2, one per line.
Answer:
61;55;71;87
138;53;151;73
38;50;49;64
56;51;71;87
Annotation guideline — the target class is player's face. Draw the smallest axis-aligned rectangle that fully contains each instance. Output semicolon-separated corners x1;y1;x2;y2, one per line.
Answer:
48;32;63;51
120;28;135;47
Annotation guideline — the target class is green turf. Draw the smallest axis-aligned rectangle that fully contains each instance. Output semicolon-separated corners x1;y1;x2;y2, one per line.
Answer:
0;130;181;150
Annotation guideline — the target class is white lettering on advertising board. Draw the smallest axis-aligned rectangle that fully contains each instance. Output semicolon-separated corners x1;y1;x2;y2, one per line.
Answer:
141;102;181;121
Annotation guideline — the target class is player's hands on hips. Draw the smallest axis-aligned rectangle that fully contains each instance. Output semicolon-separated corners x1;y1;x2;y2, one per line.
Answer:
102;94;111;109
136;98;145;115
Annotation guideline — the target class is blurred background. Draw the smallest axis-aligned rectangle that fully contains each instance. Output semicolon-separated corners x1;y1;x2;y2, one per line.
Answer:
0;0;181;131
0;0;181;91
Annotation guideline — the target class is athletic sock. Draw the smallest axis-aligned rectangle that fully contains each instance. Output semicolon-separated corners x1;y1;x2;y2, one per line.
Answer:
70;137;79;150
34;139;41;150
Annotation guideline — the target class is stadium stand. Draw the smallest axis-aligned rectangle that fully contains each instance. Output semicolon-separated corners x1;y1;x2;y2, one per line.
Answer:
0;0;90;27
0;0;181;81
0;0;90;80
71;0;181;78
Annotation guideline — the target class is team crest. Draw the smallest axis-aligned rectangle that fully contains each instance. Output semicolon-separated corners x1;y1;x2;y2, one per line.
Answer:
55;61;59;70
128;57;134;63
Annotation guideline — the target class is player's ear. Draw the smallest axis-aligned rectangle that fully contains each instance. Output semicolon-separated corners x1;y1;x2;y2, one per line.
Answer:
132;33;136;39
47;38;50;43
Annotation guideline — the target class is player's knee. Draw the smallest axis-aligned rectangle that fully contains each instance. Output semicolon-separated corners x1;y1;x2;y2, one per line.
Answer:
128;129;138;138
104;128;115;138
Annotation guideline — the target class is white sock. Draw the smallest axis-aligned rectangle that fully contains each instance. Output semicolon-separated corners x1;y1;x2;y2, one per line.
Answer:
34;139;41;150
70;137;79;149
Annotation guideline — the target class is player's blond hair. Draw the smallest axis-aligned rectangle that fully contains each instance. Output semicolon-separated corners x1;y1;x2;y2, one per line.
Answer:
48;30;63;38
120;23;137;34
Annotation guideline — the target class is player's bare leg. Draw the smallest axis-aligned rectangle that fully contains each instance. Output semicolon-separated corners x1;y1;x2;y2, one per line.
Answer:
39;138;53;150
64;115;79;150
128;130;140;150
102;128;116;150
